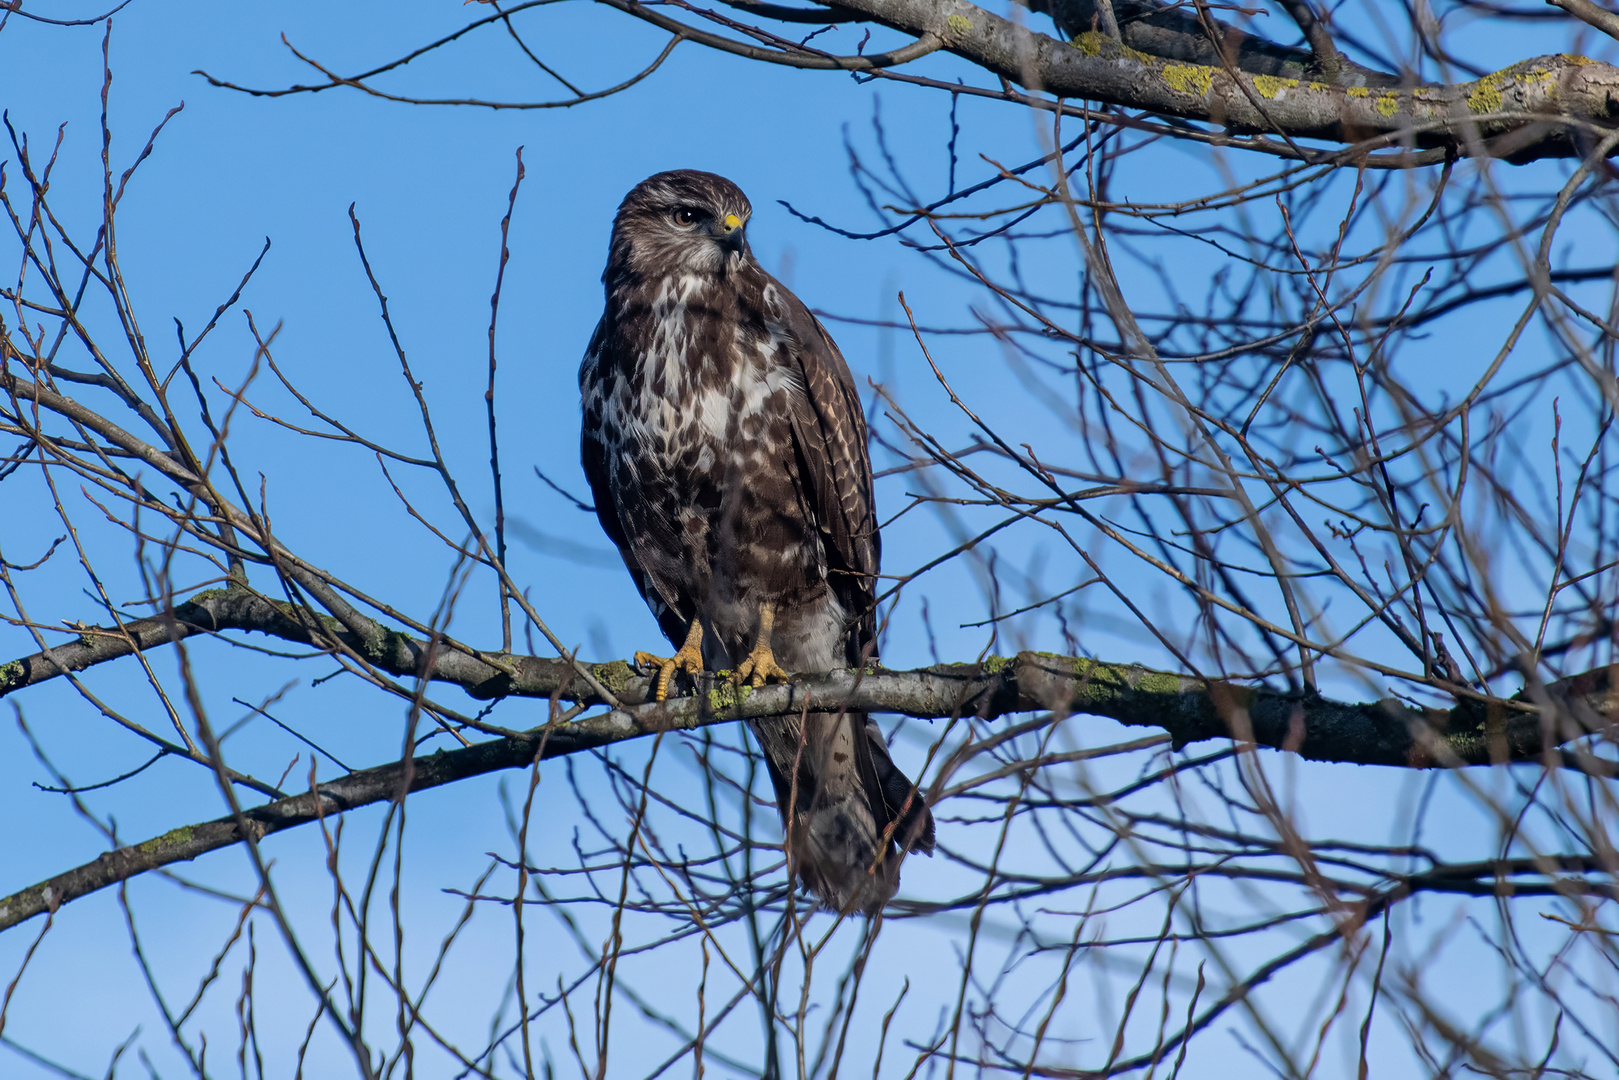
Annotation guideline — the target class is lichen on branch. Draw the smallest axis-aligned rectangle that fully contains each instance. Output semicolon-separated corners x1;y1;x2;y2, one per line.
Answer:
4;589;1610;771
814;0;1618;160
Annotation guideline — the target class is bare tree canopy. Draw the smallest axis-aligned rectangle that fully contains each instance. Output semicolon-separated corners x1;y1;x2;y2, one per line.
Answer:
201;0;1619;162
3;0;1619;1077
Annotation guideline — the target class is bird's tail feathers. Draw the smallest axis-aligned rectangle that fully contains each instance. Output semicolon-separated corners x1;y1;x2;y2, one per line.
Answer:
749;711;932;916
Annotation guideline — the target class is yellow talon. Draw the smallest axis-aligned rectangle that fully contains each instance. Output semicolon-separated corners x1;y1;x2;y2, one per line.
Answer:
733;642;789;688
733;602;790;688
635;618;705;702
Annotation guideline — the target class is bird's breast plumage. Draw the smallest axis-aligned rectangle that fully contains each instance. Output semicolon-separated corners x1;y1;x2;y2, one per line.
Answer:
580;269;838;669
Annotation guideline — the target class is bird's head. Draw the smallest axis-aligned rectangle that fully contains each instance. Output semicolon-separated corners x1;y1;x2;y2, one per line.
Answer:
606;170;754;283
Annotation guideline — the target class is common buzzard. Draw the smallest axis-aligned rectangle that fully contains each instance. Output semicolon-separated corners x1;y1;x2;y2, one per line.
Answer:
579;170;934;915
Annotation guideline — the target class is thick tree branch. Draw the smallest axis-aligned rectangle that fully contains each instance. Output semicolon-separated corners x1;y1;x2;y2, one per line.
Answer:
6;587;1616;769
812;0;1618;160
190;0;1619;160
1547;0;1619;43
0;367;622;705
1029;0;1390;85
2;644;1614;931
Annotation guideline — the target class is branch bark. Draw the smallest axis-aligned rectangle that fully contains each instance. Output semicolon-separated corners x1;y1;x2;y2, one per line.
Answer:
1032;0;1385;85
7;586;1616;766
0;366;622;705
1271;0;1348;82
187;0;1619;160
807;0;1618;160
3;641;1615;931
0;708;654;933
1547;0;1619;43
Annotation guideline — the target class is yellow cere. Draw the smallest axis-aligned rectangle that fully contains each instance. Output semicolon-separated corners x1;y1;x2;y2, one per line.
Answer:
723;213;742;230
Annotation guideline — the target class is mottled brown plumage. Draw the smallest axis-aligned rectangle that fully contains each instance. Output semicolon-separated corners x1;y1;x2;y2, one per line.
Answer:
579;170;934;914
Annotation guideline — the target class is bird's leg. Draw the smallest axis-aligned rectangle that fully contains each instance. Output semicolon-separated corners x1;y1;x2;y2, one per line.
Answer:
734;602;791;688
634;618;705;702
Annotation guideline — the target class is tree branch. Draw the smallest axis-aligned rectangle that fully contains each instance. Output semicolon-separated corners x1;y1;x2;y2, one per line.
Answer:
1547;0;1619;44
6;586;1616;767
714;0;859;23
2;643;1614;931
1030;0;1388;85
813;0;1618;160
0;367;622;705
0;706;663;933
188;0;1619;160
1271;0;1346;82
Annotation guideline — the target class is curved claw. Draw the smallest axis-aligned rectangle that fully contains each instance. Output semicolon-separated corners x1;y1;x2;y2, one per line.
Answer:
635;644;703;702
734;642;790;689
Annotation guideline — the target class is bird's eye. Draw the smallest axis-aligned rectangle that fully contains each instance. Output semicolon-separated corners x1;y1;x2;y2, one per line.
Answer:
672;207;700;227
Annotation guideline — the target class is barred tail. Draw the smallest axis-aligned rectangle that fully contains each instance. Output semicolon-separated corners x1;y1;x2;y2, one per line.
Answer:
749;711;933;916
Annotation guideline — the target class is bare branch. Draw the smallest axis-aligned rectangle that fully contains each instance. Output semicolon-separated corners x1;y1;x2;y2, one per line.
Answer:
823;0;1619;161
4;590;1613;770
1547;0;1619;43
1031;0;1388;83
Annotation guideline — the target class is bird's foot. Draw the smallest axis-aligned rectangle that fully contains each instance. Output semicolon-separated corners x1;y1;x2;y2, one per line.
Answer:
634;644;704;702
733;642;790;688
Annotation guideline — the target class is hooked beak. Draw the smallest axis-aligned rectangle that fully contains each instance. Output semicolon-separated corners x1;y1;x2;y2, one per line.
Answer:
714;212;746;253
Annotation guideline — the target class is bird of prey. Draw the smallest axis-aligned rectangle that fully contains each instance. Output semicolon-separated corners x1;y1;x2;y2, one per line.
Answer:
578;170;934;915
